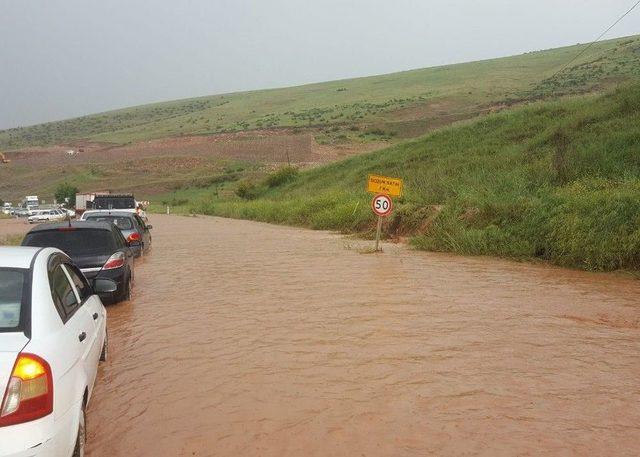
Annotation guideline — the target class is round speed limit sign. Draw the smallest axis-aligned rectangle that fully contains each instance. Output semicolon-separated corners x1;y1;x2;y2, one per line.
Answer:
371;194;393;217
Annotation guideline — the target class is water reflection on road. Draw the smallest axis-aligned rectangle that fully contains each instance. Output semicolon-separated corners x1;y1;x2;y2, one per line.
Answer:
87;214;640;456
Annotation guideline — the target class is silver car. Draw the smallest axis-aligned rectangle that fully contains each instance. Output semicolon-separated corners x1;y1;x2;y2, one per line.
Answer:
79;210;152;257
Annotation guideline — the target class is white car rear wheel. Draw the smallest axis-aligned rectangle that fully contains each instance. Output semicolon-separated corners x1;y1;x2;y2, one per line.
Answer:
72;405;86;457
100;330;108;362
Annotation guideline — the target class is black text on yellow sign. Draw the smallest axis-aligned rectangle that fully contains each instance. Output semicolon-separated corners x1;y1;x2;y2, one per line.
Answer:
367;174;403;197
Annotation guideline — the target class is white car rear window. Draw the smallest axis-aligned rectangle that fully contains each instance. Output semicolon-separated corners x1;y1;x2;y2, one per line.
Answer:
0;269;26;330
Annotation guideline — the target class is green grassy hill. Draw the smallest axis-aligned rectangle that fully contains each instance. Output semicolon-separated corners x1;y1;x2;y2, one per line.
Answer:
182;83;640;272
2;35;640;148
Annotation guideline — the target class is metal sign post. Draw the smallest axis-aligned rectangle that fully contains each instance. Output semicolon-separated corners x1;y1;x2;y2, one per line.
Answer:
374;214;383;251
371;193;393;251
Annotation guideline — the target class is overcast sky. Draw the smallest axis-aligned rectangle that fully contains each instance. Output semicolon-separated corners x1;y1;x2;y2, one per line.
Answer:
1;0;638;129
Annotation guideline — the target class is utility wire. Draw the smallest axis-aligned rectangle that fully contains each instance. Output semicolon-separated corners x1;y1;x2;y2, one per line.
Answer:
403;2;640;123
544;0;640;81
438;2;640;121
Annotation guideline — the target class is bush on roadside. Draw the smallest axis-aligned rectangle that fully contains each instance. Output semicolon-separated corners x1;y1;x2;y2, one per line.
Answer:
264;166;298;188
235;180;261;200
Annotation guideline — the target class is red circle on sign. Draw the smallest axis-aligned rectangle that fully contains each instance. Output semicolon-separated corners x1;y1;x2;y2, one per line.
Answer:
371;194;393;217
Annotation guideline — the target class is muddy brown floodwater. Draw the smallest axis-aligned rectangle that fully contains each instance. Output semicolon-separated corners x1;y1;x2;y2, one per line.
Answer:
86;214;640;456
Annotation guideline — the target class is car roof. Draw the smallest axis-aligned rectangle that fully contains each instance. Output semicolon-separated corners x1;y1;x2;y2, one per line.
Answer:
26;220;115;233
0;246;42;269
83;210;136;218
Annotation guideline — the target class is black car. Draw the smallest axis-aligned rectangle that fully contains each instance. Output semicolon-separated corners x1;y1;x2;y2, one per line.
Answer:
21;221;135;303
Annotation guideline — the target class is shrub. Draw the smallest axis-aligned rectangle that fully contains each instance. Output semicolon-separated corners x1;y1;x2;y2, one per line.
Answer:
235;180;261;200
264;166;298;188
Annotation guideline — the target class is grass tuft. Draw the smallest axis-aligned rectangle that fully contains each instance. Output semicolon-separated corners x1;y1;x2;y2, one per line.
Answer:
0;234;23;246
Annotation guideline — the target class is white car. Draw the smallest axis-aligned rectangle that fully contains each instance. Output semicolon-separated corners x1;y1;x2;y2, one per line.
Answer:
27;210;67;224
0;247;111;456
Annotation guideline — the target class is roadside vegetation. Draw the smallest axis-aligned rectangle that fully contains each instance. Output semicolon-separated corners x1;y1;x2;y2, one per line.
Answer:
180;83;640;272
0;234;22;246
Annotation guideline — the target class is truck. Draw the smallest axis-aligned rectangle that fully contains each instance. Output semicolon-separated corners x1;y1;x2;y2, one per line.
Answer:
85;193;147;220
92;193;136;211
24;196;39;209
75;191;111;216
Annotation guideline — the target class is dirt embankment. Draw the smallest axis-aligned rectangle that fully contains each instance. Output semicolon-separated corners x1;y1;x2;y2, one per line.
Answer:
3;128;381;168
0;129;387;200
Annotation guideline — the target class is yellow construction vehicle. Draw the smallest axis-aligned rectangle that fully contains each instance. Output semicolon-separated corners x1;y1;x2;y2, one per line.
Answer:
0;152;9;164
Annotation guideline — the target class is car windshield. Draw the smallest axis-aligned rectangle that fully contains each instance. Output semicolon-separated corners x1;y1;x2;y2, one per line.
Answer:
86;215;133;230
0;269;27;331
93;197;135;210
22;229;117;256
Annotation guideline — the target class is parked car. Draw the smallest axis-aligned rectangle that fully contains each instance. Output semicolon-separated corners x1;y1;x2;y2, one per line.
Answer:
0;246;111;456
21;221;135;303
26;209;47;221
28;209;67;224
14;208;30;218
80;210;152;257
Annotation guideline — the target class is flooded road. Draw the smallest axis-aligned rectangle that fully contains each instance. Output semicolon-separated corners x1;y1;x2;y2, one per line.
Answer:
87;214;640;456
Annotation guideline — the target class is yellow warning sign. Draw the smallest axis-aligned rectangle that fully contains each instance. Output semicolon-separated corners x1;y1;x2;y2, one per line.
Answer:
367;174;403;197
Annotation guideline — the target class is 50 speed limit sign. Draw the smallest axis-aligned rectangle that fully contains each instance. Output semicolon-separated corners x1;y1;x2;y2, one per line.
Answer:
371;194;393;217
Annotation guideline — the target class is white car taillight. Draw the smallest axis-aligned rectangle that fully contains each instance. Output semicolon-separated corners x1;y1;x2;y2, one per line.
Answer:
0;353;53;427
103;251;125;270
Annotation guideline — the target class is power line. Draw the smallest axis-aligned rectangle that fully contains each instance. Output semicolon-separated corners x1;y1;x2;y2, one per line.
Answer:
396;2;640;125
544;0;640;82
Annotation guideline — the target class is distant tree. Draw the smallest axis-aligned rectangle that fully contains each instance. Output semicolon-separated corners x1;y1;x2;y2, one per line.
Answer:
54;182;79;207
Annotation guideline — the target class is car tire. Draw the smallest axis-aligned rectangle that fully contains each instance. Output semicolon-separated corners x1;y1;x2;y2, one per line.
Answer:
123;275;132;301
100;330;108;362
72;404;86;457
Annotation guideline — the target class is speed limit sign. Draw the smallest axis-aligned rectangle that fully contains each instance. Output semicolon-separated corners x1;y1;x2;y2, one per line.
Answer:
371;194;393;217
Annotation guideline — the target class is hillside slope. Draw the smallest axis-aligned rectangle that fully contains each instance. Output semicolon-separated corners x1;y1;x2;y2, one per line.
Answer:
189;83;640;272
2;35;640;149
